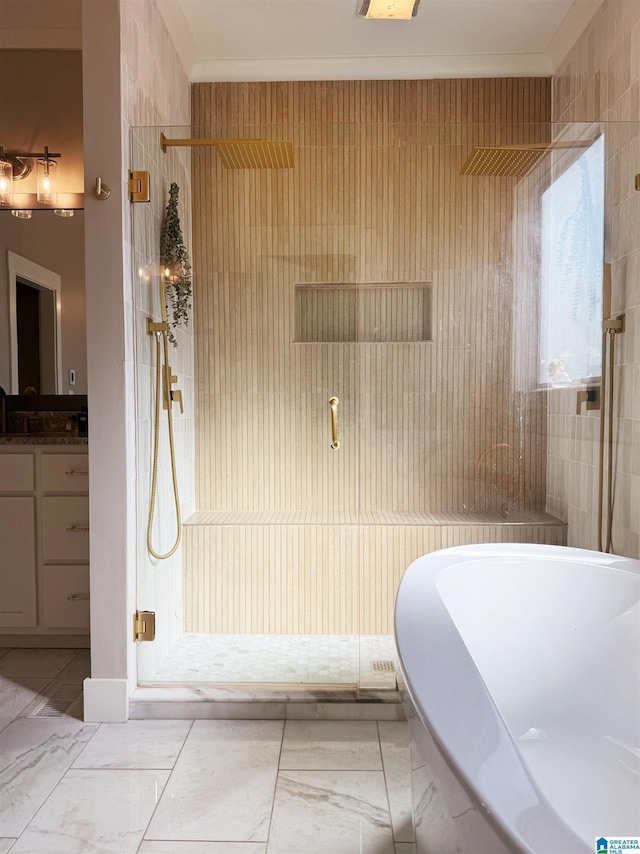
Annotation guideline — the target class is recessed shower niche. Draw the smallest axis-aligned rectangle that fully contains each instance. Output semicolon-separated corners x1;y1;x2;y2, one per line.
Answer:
294;282;432;343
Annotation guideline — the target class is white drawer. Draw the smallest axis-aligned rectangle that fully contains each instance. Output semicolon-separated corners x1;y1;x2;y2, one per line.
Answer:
0;454;34;492
42;565;90;629
41;454;89;493
42;496;90;561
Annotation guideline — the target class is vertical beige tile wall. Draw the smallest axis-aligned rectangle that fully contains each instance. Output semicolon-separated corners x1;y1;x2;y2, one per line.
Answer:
551;0;640;558
192;80;551;517
120;0;194;679
185;81;562;635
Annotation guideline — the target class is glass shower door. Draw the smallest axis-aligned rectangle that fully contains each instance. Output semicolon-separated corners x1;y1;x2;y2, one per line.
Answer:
134;123;364;685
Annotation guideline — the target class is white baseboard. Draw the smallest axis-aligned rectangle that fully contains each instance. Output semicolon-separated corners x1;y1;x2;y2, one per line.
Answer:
83;677;129;722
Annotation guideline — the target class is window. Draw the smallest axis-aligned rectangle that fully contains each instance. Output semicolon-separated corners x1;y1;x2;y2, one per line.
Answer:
539;135;604;386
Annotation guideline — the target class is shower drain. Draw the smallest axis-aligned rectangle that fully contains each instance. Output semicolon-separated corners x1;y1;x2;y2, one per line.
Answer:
372;659;396;673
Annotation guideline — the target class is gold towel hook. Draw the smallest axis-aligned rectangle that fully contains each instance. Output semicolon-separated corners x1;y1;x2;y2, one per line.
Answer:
95;177;111;200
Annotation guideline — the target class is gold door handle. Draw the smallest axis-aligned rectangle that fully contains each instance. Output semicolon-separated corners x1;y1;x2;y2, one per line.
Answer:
329;396;340;450
65;470;89;477
65;525;89;533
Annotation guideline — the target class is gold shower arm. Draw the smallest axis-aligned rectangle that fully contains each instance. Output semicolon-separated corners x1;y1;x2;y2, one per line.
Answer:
161;133;262;152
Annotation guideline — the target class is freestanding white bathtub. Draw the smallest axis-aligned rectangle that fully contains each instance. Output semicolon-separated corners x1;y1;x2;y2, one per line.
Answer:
395;543;640;854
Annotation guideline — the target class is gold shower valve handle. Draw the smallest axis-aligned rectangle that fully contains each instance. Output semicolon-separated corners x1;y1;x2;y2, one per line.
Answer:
171;389;184;414
329;396;340;450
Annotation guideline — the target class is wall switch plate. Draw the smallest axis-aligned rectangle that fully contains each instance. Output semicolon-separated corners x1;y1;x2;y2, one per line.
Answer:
69;369;76;385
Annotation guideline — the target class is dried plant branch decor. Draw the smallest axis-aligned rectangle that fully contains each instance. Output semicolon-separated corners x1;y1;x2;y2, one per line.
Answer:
160;182;192;346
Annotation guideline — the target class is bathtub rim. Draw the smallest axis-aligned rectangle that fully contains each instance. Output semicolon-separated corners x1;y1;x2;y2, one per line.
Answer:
394;542;639;854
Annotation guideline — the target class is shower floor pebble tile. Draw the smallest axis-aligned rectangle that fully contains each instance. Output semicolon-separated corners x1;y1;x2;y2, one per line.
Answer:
153;633;361;683
0;647;415;853
150;632;398;687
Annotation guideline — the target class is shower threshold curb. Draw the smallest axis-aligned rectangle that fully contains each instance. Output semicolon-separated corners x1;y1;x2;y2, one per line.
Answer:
129;684;404;721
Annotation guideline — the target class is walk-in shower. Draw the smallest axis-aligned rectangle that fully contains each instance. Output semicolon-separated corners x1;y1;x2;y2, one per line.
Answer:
131;116;624;690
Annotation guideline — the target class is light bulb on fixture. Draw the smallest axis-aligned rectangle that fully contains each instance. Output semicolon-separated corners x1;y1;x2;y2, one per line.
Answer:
11;210;32;219
357;0;420;18
0;158;13;205
36;147;57;204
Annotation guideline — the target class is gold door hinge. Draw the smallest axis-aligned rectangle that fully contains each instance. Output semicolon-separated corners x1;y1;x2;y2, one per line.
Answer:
129;170;150;203
133;610;156;641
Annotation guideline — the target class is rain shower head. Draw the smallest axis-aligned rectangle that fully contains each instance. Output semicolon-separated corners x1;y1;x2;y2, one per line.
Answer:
461;140;593;177
160;133;294;169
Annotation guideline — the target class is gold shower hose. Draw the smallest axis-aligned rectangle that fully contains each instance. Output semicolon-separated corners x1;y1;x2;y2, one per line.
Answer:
146;324;182;560
597;325;618;553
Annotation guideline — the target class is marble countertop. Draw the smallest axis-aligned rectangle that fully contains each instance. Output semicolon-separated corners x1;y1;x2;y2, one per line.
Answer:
0;434;89;445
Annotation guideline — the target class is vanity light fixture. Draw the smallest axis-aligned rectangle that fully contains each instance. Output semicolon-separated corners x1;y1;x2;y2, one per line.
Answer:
0;156;13;205
36;147;57;203
357;0;421;19
0;144;61;206
53;209;74;217
11;210;32;219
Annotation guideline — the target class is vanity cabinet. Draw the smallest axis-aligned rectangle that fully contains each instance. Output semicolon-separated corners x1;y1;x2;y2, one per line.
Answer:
0;496;37;626
0;445;89;639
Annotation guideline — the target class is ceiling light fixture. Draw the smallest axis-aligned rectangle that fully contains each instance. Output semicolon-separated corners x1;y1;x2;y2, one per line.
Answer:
357;0;421;19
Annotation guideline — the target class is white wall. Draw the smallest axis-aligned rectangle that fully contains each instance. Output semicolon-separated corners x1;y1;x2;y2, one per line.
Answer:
82;0;192;722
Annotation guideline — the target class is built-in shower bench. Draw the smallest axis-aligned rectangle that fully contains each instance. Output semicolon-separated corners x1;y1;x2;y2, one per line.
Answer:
182;509;566;635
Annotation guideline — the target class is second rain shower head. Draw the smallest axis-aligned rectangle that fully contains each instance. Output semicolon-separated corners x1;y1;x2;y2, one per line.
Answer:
461;140;594;177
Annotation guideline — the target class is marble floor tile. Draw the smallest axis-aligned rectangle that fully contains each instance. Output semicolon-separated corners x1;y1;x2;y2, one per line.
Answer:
267;770;395;854
54;648;91;682
145;720;283;842
0;840;16;854
9;769;169;854
72;719;192;769
378;721;415;843
0;648;78;678
139;844;266;853
0;717;97;836
0;676;50;732
394;845;417;854
280;720;383;770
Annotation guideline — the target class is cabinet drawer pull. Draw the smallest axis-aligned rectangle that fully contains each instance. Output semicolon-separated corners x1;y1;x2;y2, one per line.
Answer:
67;592;90;601
65;470;89;477
65;525;89;533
